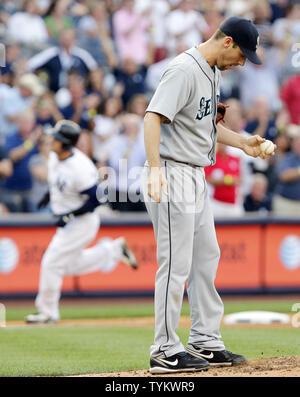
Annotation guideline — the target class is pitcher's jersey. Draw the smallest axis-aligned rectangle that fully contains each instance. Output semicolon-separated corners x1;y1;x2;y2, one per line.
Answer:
146;46;221;167
48;148;99;215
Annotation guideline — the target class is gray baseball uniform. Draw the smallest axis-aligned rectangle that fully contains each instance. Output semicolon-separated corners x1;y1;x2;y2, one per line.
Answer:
142;46;225;359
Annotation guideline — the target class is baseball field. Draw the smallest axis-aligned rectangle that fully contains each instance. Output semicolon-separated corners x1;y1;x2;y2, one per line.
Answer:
0;296;300;377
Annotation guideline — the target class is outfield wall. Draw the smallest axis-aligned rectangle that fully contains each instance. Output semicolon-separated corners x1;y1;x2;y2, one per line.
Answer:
0;213;299;297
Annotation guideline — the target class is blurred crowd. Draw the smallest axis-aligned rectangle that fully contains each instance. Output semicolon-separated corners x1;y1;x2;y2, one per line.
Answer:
0;0;300;217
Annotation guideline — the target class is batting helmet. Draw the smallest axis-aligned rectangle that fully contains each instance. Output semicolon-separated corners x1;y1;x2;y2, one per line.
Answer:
52;120;81;148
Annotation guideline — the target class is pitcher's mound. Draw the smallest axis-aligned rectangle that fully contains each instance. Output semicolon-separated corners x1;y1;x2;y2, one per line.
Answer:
72;356;300;377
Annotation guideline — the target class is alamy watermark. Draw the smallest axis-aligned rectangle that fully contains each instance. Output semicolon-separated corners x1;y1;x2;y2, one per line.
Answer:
96;162;205;213
291;43;300;68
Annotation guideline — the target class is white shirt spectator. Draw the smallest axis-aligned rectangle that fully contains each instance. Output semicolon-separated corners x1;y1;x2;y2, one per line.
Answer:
6;12;48;44
135;0;170;49
92;115;118;163
108;132;146;194
165;7;208;52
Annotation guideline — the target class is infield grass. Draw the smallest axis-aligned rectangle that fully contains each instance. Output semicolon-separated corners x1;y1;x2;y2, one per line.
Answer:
0;298;299;376
0;326;299;376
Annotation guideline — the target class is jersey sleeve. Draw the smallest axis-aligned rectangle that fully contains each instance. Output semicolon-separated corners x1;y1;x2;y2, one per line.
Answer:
146;67;191;123
74;160;98;193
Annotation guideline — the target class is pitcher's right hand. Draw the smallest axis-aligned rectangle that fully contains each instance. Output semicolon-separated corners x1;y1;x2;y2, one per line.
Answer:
147;167;168;203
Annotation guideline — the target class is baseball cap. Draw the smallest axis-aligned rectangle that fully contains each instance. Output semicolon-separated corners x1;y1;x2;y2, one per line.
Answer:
219;17;262;65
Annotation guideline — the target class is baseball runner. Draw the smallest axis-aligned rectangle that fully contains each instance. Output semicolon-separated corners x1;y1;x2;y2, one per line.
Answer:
26;120;137;324
142;17;276;374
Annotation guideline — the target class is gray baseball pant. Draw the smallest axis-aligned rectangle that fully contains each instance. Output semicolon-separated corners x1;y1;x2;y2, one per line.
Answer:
142;159;225;358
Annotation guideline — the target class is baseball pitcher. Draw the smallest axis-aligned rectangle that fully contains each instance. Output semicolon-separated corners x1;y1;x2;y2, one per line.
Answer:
142;17;276;374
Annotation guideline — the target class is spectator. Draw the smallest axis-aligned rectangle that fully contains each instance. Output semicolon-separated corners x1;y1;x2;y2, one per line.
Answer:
0;142;12;181
201;1;225;41
113;57;148;107
165;0;208;54
35;92;63;129
58;76;90;131
279;73;300;126
26;28;98;92
28;134;51;212
0;72;13;141
251;0;273;48
265;129;291;195
127;93;149;118
244;97;278;176
6;0;49;46
1;73;45;138
77;1;118;68
205;143;244;217
112;0;152;66
126;93;148;144
135;0;171;63
224;98;268;197
244;96;278;142
76;129;94;160
44;0;73;43
269;0;289;24
145;41;190;94
272;1;300;79
107;113;146;212
86;68;109;101
273;133;300;215
2;111;41;212
0;0;20;22
0;41;21;85
0;141;13;213
243;173;272;212
238;47;281;113
92;96;123;165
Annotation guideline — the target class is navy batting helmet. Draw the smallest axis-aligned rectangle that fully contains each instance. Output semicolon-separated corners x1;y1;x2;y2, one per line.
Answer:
52;120;81;147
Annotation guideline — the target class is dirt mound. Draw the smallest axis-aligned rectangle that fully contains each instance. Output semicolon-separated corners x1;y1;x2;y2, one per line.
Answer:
73;356;300;377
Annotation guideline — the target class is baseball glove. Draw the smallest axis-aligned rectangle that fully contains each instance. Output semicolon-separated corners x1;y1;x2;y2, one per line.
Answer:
216;102;229;124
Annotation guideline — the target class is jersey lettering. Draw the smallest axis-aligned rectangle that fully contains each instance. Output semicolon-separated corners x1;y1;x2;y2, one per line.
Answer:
196;94;220;121
56;176;67;192
195;96;212;120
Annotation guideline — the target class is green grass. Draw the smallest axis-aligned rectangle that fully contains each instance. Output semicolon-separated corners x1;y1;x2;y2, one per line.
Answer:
0;298;299;376
0;326;299;376
0;327;153;376
4;298;298;321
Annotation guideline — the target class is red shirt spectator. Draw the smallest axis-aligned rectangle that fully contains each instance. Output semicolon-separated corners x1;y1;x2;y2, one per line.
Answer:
205;145;240;204
280;75;300;125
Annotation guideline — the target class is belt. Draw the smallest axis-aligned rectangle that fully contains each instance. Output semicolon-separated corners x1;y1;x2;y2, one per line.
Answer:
161;157;203;169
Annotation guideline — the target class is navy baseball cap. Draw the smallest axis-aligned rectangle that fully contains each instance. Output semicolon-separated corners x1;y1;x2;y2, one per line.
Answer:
220;17;262;65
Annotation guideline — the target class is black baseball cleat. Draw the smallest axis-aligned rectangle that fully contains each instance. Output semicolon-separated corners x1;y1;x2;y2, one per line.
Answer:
186;343;247;367
149;351;210;374
116;237;138;270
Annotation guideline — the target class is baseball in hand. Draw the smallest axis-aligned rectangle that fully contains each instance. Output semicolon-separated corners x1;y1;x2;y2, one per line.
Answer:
260;140;275;155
